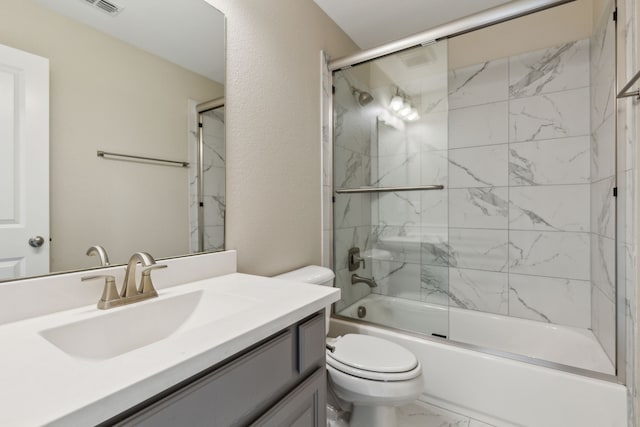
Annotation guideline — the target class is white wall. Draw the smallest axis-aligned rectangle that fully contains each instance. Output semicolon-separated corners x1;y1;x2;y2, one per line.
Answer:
204;0;358;275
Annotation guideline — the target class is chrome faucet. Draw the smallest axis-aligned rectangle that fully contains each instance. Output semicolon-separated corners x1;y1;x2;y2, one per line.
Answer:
82;252;166;309
86;245;110;267
351;274;377;288
121;252;159;297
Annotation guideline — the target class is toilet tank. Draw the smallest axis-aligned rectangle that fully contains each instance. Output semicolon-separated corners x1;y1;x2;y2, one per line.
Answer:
274;265;335;287
274;266;335;334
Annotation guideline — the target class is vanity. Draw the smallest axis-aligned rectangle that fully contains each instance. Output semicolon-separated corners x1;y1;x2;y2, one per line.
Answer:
113;311;327;426
0;251;340;426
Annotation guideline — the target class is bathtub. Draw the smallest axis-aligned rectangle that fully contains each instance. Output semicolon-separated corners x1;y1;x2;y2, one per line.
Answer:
333;294;627;427
339;294;614;374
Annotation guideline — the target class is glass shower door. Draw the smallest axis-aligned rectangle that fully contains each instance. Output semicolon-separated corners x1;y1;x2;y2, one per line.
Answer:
330;0;619;378
333;40;450;339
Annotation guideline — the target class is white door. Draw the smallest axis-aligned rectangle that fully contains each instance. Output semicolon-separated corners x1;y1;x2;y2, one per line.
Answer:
0;43;49;280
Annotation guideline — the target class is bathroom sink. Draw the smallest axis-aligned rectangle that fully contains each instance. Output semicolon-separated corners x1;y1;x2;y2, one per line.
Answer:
39;289;258;360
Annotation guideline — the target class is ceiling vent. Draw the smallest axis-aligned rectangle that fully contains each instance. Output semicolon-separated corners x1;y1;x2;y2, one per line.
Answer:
397;49;435;69
82;0;124;16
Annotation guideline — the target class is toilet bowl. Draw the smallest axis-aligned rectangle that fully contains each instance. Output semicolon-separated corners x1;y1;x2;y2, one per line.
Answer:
274;266;423;427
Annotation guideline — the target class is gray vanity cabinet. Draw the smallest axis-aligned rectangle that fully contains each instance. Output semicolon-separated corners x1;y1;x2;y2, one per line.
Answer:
109;311;326;427
251;368;325;427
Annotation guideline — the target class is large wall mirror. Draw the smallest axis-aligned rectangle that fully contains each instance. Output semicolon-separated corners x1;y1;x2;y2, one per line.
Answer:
0;0;225;281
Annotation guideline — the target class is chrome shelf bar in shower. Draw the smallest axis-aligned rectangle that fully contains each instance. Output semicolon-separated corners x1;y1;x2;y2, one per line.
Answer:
335;185;444;194
97;150;189;168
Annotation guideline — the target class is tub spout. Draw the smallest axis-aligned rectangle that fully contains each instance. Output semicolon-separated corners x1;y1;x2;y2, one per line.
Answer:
351;274;377;288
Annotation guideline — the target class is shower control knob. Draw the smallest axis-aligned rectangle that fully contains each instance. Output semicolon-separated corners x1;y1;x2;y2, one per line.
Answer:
28;236;45;248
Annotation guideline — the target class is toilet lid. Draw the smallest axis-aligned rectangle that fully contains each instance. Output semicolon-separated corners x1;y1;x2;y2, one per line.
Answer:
327;334;418;373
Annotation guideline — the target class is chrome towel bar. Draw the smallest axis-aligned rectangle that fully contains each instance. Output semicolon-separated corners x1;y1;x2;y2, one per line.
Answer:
617;69;640;99
97;150;189;168
335;185;444;194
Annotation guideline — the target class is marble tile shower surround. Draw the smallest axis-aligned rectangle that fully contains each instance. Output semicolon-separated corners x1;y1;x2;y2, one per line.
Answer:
590;2;617;365
371;38;597;331
202;109;226;252
616;0;638;422
188;101;199;254
188;108;225;253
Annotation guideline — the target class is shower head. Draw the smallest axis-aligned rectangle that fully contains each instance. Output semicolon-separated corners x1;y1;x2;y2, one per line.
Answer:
352;88;374;106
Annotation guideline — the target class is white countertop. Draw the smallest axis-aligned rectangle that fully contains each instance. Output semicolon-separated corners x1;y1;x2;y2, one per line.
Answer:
0;273;340;426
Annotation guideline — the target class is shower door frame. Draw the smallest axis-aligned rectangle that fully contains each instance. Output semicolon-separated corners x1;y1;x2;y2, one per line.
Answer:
325;0;625;385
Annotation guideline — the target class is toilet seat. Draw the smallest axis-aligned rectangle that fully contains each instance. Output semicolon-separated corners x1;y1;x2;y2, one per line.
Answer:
326;334;421;381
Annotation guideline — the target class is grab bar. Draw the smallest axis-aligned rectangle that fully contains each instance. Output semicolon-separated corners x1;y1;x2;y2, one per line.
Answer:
97;150;189;168
335;185;444;194
617;69;640;99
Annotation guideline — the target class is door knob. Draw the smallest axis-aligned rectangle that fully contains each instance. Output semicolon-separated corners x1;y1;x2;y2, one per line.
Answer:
28;236;45;248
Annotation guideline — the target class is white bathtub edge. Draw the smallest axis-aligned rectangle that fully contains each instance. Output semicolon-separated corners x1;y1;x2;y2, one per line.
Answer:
330;318;627;427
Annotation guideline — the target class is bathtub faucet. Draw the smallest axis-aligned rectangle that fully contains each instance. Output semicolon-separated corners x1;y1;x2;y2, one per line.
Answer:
351;274;377;288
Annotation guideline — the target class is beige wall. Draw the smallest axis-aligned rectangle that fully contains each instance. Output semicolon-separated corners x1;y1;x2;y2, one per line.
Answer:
592;0;610;26
205;0;358;275
0;0;223;271
449;0;593;69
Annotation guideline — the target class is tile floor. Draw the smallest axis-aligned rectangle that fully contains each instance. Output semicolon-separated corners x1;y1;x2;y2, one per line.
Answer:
397;401;495;427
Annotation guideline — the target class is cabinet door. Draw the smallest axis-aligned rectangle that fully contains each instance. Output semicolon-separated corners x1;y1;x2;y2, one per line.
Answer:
251;368;326;427
114;330;296;427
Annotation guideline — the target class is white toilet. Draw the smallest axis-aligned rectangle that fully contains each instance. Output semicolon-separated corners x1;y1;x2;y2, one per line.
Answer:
275;266;423;427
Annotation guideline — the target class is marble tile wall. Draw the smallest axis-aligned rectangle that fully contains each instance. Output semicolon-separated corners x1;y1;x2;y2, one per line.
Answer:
188;100;199;254
201;108;226;251
370;39;594;330
590;1;617;365
188;107;225;253
616;0;638;422
447;39;593;329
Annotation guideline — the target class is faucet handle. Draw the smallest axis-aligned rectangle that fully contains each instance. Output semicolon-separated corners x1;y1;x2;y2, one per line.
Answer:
139;264;167;295
82;274;120;309
348;247;365;271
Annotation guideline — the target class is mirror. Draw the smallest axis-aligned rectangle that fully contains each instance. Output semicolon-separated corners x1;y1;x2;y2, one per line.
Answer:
0;0;225;281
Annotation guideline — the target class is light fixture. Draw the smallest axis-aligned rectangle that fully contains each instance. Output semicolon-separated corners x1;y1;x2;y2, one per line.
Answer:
387;87;419;123
406;108;420;121
389;95;404;111
398;102;412;117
